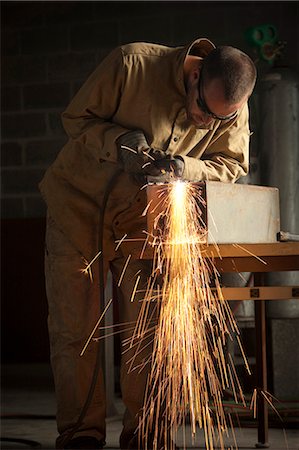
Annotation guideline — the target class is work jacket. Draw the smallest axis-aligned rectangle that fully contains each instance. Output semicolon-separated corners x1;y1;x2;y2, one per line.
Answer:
39;38;251;261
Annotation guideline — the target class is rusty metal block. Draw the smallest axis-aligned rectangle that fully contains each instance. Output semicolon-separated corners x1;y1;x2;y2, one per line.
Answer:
146;181;280;244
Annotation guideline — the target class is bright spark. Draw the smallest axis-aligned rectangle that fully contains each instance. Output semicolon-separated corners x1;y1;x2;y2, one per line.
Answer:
115;233;128;252
80;250;102;282
130;275;141;302
117;254;132;287
80;298;113;357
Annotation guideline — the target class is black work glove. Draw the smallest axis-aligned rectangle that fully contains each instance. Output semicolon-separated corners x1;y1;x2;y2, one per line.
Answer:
147;156;185;183
154;156;184;177
117;130;164;176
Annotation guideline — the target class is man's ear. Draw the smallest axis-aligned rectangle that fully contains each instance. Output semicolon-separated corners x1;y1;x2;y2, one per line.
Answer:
192;67;200;83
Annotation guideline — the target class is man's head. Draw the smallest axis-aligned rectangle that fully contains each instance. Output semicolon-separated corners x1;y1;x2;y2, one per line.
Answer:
185;46;257;128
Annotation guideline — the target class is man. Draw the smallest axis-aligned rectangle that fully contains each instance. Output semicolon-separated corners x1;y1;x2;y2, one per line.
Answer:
39;38;256;449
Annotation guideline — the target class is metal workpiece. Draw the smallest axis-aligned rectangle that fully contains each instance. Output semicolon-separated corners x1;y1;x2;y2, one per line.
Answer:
146;180;280;245
203;181;280;244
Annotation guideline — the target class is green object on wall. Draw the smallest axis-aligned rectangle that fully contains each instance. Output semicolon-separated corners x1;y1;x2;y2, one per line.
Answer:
245;24;281;64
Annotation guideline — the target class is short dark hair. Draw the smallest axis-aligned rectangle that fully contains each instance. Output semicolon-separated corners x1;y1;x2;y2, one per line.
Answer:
201;46;257;103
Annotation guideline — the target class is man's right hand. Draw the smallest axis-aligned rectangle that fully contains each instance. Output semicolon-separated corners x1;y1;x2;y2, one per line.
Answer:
117;130;163;176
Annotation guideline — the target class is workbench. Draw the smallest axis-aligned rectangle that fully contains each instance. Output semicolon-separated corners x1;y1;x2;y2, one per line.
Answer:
117;240;299;448
212;242;299;448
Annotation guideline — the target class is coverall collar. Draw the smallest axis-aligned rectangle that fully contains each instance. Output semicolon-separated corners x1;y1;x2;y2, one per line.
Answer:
176;38;216;96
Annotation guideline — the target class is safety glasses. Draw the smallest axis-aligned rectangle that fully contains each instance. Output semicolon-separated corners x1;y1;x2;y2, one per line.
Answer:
197;77;239;121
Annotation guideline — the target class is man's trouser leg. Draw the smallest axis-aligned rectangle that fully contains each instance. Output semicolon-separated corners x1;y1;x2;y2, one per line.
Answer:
110;257;155;449
103;181;158;449
45;215;107;447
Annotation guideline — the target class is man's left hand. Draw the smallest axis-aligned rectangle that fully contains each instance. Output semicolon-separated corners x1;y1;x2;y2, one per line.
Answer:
152;156;185;178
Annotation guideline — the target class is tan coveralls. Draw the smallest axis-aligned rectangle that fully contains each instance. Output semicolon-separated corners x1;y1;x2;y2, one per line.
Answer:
39;38;251;446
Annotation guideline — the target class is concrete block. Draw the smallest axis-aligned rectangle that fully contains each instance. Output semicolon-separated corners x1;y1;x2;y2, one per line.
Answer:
48;52;96;81
20;26;68;55
1;142;23;166
44;2;93;24
25;139;66;165
70;22;119;51
23;83;70;109
2;113;47;139
1;2;44;29
1;30;20;55
2;55;47;84
1;198;24;219
120;17;172;44
1;168;45;195
1;86;21;111
92;2;167;20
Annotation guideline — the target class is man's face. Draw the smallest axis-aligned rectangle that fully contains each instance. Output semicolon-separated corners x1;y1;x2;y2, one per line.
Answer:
185;72;247;129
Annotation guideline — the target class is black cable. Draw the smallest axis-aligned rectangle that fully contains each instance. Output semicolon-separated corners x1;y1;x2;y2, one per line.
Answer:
0;437;42;448
0;414;55;420
58;169;122;449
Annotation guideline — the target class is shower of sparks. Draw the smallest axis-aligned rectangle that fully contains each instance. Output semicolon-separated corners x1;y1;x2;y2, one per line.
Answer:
127;180;248;450
77;178;268;450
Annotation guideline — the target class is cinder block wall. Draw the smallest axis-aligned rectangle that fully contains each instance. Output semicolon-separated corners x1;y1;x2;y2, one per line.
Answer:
1;1;298;219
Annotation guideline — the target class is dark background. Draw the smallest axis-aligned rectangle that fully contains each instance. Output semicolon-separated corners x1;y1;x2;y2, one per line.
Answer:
1;1;298;371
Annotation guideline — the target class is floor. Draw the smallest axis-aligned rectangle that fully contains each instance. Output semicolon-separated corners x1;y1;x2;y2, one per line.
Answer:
1;364;298;450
